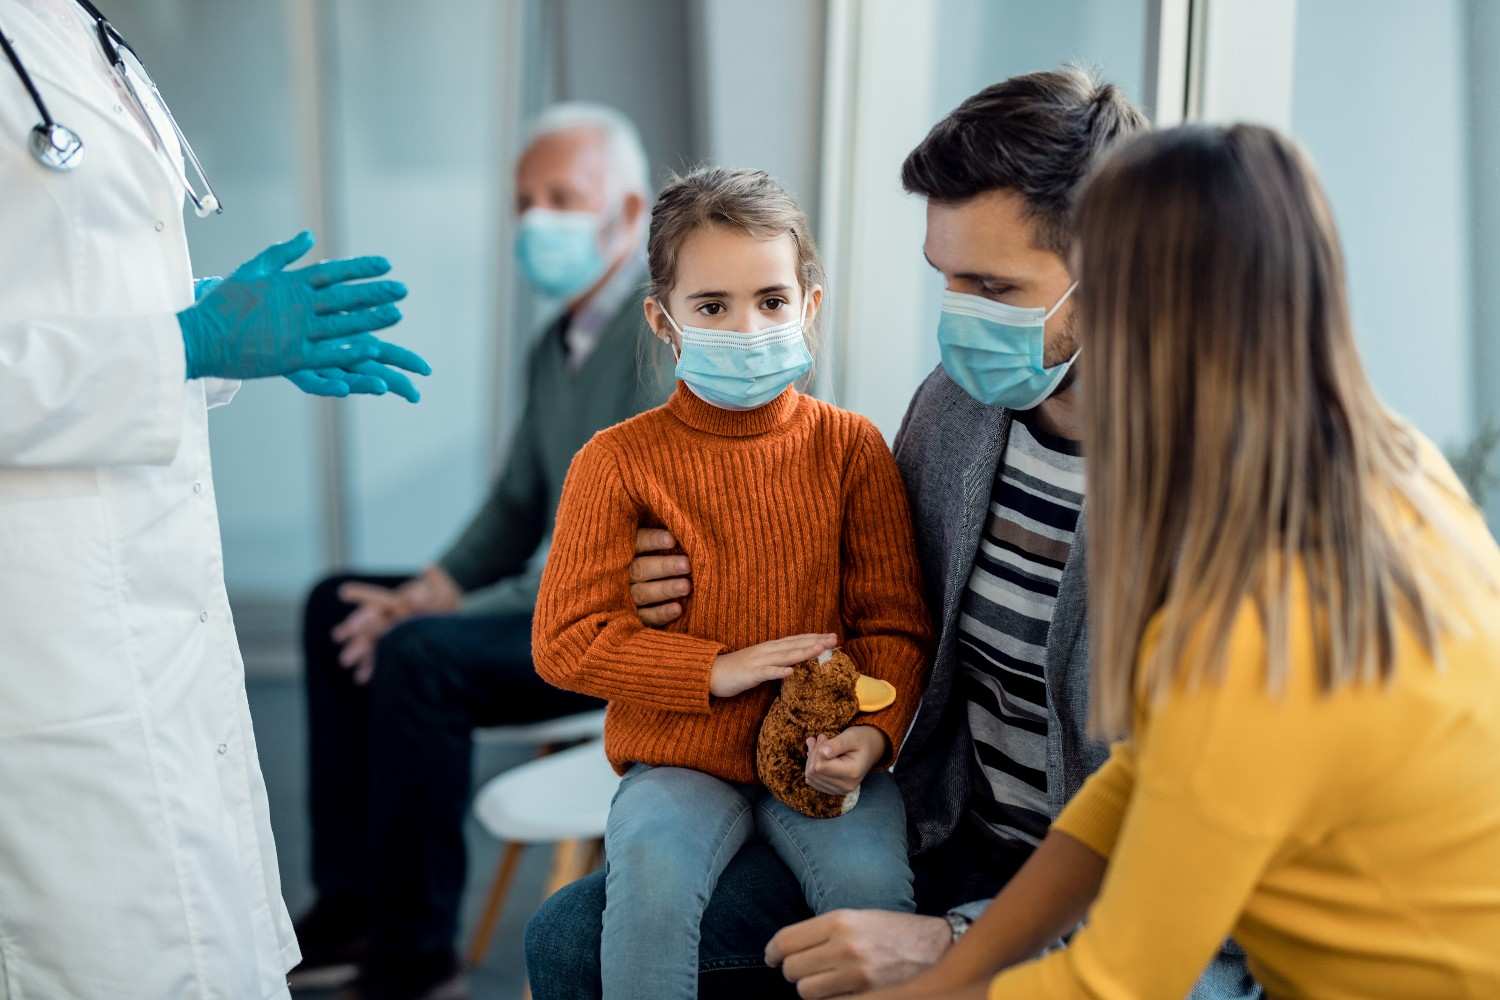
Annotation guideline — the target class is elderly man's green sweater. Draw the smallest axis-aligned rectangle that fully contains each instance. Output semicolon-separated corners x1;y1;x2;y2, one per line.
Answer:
437;288;671;615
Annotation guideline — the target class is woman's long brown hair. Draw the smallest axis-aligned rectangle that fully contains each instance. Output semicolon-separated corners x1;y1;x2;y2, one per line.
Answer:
1074;124;1470;737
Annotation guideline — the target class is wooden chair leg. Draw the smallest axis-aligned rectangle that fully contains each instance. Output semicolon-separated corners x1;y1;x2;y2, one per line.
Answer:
466;841;525;968
542;838;586;899
487;741;599;997
568;837;603;884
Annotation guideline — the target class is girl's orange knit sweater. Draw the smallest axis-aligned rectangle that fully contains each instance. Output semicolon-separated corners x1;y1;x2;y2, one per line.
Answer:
533;384;933;782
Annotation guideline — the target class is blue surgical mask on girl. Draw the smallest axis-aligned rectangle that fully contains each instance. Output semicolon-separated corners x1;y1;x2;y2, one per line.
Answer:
514;208;608;299
936;283;1078;410
660;301;814;411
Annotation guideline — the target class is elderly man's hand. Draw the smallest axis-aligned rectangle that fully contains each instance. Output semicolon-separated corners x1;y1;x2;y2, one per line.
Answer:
628;528;692;626
331;566;462;684
765;910;952;999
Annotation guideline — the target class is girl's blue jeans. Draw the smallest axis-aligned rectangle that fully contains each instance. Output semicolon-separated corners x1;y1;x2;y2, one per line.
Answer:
599;764;914;1000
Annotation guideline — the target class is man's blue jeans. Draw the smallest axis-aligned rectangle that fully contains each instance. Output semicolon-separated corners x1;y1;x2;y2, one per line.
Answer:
528;841;800;1000
527;803;1017;1000
599;765;913;1000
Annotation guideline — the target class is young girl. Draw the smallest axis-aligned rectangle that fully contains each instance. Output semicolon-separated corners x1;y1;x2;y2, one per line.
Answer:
533;167;932;999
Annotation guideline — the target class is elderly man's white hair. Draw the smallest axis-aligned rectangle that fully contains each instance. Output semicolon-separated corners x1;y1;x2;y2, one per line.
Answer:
526;102;651;202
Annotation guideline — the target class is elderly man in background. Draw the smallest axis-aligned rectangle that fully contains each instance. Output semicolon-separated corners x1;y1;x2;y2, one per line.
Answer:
287;103;670;1000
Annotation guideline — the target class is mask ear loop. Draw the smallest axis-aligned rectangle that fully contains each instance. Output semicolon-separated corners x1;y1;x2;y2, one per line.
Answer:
1043;281;1079;321
1042;281;1081;370
656;299;684;361
794;292;825;401
596;200;629;256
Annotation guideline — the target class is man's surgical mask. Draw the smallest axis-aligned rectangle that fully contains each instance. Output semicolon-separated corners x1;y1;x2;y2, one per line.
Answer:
936;284;1078;410
514;208;608;300
660;302;813;412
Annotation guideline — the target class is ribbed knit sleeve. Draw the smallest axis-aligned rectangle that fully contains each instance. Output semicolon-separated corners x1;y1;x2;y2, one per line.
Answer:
840;419;933;762
533;438;725;714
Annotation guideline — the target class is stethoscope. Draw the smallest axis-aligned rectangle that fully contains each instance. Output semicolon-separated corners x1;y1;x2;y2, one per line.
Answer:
0;0;220;216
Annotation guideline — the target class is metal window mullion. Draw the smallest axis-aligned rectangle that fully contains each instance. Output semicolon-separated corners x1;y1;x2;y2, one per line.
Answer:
488;0;539;475
1145;0;1194;125
815;0;860;405
286;0;351;568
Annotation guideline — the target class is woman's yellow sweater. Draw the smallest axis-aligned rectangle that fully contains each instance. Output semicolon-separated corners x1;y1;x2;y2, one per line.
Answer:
990;461;1500;999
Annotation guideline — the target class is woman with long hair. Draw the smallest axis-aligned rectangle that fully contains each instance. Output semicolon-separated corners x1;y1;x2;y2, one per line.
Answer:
861;124;1500;998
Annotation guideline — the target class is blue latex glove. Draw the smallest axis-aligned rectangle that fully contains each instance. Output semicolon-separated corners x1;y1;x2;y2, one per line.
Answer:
192;276;222;301
193;275;423;402
178;231;430;389
285;363;424;402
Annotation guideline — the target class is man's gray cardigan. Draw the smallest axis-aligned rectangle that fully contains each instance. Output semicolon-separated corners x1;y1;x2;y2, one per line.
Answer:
891;366;1258;999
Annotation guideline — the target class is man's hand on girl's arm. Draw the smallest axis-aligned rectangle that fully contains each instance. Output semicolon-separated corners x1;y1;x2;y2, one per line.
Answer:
629;528;691;625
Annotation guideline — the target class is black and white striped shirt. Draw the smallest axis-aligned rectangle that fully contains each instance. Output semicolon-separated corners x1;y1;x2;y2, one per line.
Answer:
958;415;1084;850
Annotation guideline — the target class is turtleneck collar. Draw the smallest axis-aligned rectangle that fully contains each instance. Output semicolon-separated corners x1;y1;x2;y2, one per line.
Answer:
665;383;803;438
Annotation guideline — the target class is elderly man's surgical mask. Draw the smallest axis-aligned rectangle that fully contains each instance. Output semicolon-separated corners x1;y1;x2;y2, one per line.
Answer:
514;208;609;300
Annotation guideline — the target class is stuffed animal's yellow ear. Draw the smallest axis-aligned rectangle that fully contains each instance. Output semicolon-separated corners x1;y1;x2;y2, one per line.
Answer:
855;674;896;712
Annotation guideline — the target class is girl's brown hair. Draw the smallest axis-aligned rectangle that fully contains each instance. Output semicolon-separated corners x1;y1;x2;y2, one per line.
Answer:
647;166;825;347
1074;124;1479;737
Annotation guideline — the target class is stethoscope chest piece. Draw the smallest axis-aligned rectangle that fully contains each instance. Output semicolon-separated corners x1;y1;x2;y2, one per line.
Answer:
5;2;218;205
29;121;83;171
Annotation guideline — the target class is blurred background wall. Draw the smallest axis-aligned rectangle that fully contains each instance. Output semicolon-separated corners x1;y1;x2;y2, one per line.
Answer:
1294;0;1473;463
105;0;1499;671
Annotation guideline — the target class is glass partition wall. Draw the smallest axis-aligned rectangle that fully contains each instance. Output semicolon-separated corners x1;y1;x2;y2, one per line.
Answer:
107;0;540;642
1192;0;1499;527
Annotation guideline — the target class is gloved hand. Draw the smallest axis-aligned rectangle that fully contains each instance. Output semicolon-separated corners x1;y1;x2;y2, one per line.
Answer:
193;276;223;301
285;362;424;403
178;230;429;386
194;274;425;402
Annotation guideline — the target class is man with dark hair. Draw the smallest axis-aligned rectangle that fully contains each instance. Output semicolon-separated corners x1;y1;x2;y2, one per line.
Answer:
524;69;1258;999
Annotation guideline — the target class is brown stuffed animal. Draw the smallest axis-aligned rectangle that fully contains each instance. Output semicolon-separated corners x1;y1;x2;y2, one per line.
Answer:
755;648;898;819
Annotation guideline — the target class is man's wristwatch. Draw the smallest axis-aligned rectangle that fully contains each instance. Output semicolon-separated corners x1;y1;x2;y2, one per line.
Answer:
944;910;972;943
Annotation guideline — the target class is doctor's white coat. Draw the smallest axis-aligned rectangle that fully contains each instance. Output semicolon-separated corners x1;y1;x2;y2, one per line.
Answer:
0;1;299;996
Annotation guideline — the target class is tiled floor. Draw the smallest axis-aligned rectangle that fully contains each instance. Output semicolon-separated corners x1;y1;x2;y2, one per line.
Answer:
246;675;559;1000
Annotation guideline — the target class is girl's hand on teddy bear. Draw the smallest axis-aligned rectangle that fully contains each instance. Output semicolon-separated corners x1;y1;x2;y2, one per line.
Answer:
804;725;888;796
710;633;838;698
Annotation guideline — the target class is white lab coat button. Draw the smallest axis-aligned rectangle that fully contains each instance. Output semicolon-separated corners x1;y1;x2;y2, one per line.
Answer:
113;103;123;114
216;743;228;756
199;610;208;623
193;482;203;495
153;220;165;232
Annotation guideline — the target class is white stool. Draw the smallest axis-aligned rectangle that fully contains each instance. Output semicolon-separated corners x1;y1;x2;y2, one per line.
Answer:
473;709;606;749
465;737;619;970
